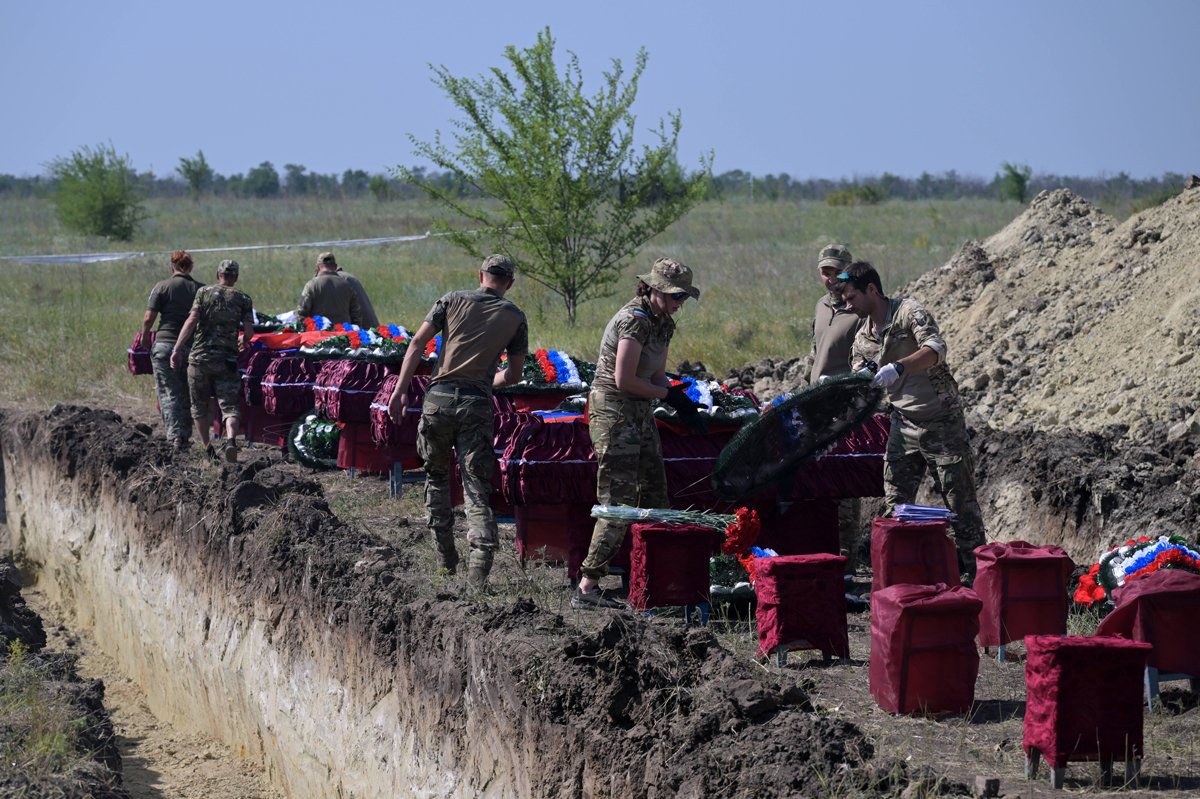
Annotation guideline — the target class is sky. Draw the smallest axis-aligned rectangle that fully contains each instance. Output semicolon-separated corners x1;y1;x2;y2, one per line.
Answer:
2;0;1197;182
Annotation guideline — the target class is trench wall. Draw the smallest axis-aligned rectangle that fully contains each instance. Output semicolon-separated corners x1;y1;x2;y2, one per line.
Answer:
0;410;598;799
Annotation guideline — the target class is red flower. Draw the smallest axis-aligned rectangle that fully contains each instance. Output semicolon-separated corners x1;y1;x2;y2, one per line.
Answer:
534;348;557;383
722;507;761;555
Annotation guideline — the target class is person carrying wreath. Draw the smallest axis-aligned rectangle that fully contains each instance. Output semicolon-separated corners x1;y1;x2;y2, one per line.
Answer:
386;254;528;592
138;250;203;451
573;257;705;610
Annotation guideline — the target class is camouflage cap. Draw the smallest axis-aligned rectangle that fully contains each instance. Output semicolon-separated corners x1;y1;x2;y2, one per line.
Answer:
817;243;853;269
317;251;337;267
217;259;239;275
481;253;515;277
638;257;700;300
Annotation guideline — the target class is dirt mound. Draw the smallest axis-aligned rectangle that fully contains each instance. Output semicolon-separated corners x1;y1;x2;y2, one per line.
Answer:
4;405;974;798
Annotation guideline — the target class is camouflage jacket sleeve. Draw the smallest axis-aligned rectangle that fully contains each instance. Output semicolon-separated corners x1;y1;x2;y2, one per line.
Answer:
849;327;869;372
612;309;653;346
897;298;947;363
240;293;255;327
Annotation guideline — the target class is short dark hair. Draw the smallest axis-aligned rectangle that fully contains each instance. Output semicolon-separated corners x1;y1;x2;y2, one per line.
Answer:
838;261;883;295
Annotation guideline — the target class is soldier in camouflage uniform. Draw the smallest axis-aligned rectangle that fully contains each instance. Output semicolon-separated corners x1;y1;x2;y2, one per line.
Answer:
840;261;987;575
171;259;255;462
138;250;203;450
574;258;705;610
387;255;528;592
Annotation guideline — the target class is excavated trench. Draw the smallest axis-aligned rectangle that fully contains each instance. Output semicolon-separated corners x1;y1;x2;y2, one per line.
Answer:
1;405;903;799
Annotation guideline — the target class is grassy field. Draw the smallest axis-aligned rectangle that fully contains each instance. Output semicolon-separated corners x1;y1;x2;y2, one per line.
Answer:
0;195;1021;408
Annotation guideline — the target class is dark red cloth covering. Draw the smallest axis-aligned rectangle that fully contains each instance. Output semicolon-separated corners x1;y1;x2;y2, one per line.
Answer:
369;375;429;469
1023;635;1150;768
450;452;510;515
501;418;597;506
974;541;1074;648
627;523;721;611
1096;569;1200;675
241;349;284;406
755;554;849;659
336;420;394;474
870;583;982;714
314;360;397;424
870;517;961;592
509;390;577;413
755;498;839;556
514;503;595;579
261;356;321;418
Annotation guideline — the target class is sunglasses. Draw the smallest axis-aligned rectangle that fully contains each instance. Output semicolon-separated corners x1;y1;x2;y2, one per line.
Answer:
664;290;689;302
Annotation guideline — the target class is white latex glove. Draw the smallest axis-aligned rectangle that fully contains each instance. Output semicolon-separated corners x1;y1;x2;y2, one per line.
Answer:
872;362;903;388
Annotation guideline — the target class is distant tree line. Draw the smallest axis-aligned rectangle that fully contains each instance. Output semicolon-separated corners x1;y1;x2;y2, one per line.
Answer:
1;159;1187;210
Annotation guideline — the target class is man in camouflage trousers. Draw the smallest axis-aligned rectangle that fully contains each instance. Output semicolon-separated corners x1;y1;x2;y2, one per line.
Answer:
839;261;987;576
139;249;202;450
171;259;255;462
387;254;528;592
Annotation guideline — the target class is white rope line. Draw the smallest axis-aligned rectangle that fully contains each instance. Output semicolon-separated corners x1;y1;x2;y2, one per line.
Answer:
0;231;448;265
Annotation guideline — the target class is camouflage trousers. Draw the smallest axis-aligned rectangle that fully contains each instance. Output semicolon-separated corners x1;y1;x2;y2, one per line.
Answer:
884;409;987;562
581;391;668;580
837;497;863;573
417;387;497;567
188;358;241;420
152;340;191;440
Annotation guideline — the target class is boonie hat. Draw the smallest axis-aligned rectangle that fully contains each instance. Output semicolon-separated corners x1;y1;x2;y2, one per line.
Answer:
218;259;239;275
317;252;337;267
482;253;515;277
638;257;700;300
817;243;853;269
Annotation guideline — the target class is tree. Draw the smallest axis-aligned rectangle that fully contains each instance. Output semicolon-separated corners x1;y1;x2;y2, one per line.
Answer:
284;163;309;195
177;149;214;199
48;142;146;241
242;161;280;198
401;28;712;323
999;162;1033;204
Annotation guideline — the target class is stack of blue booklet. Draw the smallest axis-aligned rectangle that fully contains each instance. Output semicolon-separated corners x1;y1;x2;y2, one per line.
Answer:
892;504;957;523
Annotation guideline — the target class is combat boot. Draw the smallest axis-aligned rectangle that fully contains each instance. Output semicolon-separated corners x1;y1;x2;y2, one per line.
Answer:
432;529;459;575
466;549;494;593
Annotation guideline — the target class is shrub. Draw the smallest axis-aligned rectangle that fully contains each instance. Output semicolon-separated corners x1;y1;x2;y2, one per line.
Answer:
48;143;146;241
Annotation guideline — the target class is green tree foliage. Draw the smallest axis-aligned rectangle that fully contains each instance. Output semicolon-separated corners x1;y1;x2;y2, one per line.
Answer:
999;162;1033;204
368;174;394;201
48;142;146;240
402;28;712;323
242;161;280;198
284;163;309;195
177;149;214;199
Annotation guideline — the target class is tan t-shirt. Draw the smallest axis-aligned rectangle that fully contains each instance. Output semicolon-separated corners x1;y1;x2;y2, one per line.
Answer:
591;296;675;397
147;273;203;345
425;288;528;393
850;296;961;422
298;272;361;326
810;292;862;381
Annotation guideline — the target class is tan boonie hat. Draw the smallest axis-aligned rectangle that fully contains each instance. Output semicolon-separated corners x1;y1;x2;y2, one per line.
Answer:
481;253;515;277
817;243;853;269
638;257;700;300
317;251;337;267
218;259;239;275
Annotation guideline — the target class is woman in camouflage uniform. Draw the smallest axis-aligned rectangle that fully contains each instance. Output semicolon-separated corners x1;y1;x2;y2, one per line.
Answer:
573;258;703;610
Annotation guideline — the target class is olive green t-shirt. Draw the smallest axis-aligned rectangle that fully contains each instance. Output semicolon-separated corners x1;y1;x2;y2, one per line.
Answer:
425;288;528;393
147;274;203;345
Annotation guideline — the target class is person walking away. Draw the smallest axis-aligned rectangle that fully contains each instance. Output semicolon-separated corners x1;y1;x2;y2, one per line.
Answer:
331;255;380;328
839;261;987;577
807;243;865;571
386;254;528;592
297;252;363;326
574;257;705;610
171;259;255;462
138;250;203;450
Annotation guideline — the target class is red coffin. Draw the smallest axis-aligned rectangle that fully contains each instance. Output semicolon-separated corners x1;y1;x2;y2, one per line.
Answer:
870;583;982;714
1023;635;1151;769
973;540;1074;648
261;356;321;419
314;360;397;424
242;349;284;406
755;554;849;660
627;523;721;611
337;420;394;474
1096;569;1200;676
870;517;961;593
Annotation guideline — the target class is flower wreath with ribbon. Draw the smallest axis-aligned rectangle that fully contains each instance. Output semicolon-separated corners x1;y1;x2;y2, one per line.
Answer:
1074;534;1200;607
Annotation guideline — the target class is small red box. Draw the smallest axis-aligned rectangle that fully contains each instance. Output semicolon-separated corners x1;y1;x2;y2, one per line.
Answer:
1023;635;1151;769
337;420;394;474
514;503;594;574
627;523;720;611
974;541;1074;648
870;517;960;593
755;554;849;660
870;583;982;714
